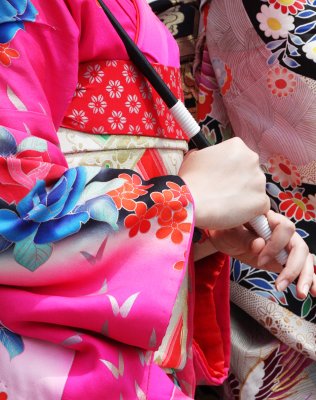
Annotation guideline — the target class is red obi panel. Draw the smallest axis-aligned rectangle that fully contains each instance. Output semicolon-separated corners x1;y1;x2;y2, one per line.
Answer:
62;60;188;141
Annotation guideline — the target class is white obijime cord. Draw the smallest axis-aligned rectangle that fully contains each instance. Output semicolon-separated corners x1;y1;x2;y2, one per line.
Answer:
170;100;289;265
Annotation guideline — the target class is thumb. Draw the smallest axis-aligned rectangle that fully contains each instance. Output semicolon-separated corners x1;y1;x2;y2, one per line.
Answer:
208;226;265;257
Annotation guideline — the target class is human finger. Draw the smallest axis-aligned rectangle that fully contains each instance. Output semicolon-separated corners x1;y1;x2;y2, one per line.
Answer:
208;225;264;257
257;211;295;267
275;232;309;292
310;273;316;297
295;253;314;299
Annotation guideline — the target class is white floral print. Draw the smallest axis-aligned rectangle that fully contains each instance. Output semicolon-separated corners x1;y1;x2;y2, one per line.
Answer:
108;111;126;130
106;80;124;99
142;112;156;130
83;64;104;84
154;98;166;116
128;124;143;135
302;40;316;63
165;114;175;133
122;64;137;83
88;95;107;114
74;83;86;98
125;95;141;114
68;109;89;128
257;4;295;39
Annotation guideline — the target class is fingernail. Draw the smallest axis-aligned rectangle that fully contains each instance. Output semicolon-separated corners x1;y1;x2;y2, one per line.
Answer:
258;256;270;267
302;284;310;297
276;280;289;292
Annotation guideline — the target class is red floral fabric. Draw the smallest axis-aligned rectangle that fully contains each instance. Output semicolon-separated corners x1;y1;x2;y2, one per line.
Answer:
62;60;188;140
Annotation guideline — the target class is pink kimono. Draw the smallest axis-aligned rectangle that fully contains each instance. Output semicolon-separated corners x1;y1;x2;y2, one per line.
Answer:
196;0;316;398
0;1;230;398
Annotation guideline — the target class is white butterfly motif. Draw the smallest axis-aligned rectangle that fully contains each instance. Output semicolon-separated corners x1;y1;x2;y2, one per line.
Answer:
61;334;83;347
7;86;27;111
135;381;147;400
107;292;140;318
100;352;124;379
138;350;152;367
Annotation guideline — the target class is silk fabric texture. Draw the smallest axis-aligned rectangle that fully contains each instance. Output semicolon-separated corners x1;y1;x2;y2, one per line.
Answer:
197;0;316;398
0;1;230;398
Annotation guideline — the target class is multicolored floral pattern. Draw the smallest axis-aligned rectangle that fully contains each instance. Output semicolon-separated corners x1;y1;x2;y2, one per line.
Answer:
121;179;193;244
0;165;124;270
269;0;307;15
0;136;193;272
0;127;63;204
0;1;216;398
198;1;316;397
231;257;315;322
243;0;316;78
0;0;38;43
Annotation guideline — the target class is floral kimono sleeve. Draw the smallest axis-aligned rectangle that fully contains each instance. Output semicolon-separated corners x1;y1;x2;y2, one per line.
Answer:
0;2;194;398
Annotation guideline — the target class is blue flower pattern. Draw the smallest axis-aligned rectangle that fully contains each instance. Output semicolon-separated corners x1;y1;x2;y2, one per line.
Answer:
242;0;316;79
0;166;123;271
0;0;38;43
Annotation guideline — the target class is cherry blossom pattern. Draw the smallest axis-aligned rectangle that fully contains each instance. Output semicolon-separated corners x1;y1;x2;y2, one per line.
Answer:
106;80;124;99
108;173;152;211
68;109;89;129
278;191;316;221
92;126;105;134
268;0;307;15
166;181;193;207
165;114;175;133
108;111;126;130
156;207;192;244
142;112;156;130
151;189;183;216
122;64;137;83
124;202;157;237
62;60;187;139
128;125;143;135
267;66;297;96
105;60;117;67
74;83;86;98
83;64;104;84
122;184;192;244
268;154;301;188
151;188;192;244
0;42;19;67
154;98;166;116
170;69;176;88
140;80;152;100
125;95;141;114
88;95;107;114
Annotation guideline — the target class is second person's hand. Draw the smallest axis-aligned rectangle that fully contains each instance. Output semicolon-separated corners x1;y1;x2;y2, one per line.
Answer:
179;137;270;230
